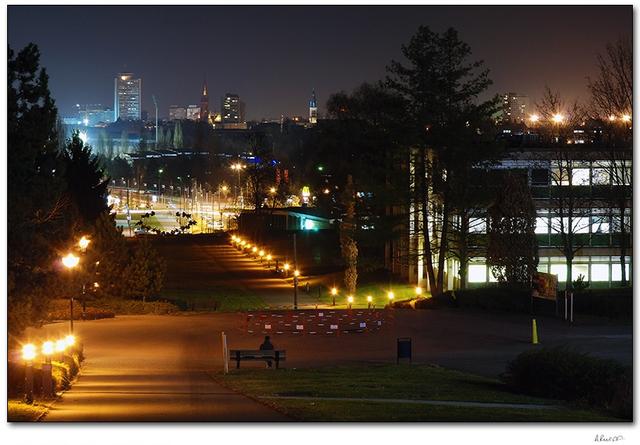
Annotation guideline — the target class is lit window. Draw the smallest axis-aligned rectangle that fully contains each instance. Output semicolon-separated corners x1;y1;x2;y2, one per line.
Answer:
535;217;549;234
550;264;567;282
551;167;570;186
591;169;610;185
574;217;590;234
590;264;609;282
591;216;610;233
572;168;590;186
488;267;501;283
611;264;630;281
572;264;589;281
468;265;487;283
469;218;486;233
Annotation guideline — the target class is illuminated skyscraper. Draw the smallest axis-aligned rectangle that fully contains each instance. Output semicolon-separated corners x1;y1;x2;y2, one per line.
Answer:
499;92;529;124
114;73;141;121
222;93;241;123
309;90;318;125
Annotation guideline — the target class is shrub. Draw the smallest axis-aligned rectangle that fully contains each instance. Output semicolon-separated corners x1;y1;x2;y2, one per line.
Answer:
45;299;115;321
91;298;179;315
572;288;631;320
502;346;632;419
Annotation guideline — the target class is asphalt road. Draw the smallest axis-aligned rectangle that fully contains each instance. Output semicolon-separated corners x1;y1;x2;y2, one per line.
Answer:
29;308;631;422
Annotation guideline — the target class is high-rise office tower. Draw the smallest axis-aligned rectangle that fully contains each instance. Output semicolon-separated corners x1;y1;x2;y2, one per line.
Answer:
114;73;142;121
309;90;318;125
221;93;241;123
499;92;529;124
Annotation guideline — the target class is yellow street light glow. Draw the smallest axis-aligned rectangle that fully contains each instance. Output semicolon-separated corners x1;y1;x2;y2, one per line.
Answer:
42;341;55;356
252;246;258;253
78;236;91;250
347;296;354;304
55;339;67;352
331;287;338;296
367;295;373;302
387;291;395;300
529;113;540;123
266;254;272;261
62;253;80;269
221;185;229;192
283;263;290;271
94;282;100;288
269;187;276;194
609;115;616;122
552;113;564;124
622;114;631;122
65;335;76;347
259;250;265;257
22;344;37;361
415;286;423;296
294;270;300;277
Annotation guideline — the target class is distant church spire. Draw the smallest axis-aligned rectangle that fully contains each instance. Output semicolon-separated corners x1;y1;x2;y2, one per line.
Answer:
200;75;210;123
309;89;318;125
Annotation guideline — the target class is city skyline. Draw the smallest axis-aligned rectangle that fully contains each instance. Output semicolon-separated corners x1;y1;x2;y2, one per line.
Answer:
8;5;630;120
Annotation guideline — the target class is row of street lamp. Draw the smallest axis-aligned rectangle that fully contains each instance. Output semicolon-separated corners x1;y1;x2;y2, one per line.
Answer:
60;235;96;333
527;112;631;125
230;234;303;308
230;235;299;277
20;334;77;403
230;234;425;309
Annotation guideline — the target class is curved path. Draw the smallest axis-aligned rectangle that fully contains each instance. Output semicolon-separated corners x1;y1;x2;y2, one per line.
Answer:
37;316;288;422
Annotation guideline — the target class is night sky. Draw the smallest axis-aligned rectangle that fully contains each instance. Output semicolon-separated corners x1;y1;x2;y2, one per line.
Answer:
8;5;631;120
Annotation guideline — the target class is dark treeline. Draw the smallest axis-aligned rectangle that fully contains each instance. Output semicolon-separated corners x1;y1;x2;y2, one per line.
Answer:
8;44;165;337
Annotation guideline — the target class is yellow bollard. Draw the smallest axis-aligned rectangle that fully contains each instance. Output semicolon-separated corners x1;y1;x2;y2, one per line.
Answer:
532;318;539;344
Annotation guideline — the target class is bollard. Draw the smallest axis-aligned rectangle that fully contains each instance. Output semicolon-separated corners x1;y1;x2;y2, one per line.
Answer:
24;362;34;404
570;292;574;324
531;318;539;345
41;362;54;398
221;331;229;374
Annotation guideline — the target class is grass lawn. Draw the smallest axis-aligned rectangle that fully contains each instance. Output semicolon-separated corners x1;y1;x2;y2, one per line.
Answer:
160;288;268;311
316;282;420;309
7;400;49;422
215;364;621;421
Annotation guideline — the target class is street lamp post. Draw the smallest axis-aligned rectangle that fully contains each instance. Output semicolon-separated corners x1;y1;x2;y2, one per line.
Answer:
269;186;277;209
230;162;244;209
293;232;298;310
152;95;158;150
61;253;80;333
41;341;54;398
22;344;36;404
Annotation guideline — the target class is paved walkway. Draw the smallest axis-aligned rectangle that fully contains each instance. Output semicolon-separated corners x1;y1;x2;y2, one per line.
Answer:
37;317;288;422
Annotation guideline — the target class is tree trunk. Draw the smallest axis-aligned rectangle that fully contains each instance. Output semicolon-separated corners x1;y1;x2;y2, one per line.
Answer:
459;258;468;290
418;147;437;292
566;256;573;292
435;200;450;296
619;205;628;286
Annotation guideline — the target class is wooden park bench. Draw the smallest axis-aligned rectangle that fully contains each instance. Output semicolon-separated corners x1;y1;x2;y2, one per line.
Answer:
229;349;286;369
